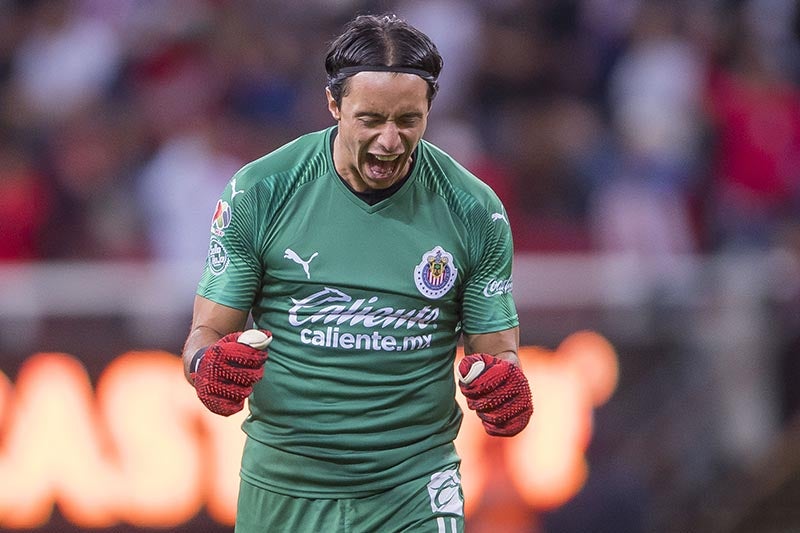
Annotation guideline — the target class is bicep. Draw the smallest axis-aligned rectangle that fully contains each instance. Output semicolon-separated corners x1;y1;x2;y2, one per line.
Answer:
463;327;520;366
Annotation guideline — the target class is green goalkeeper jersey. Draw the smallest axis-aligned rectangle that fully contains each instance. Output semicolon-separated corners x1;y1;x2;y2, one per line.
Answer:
197;126;518;498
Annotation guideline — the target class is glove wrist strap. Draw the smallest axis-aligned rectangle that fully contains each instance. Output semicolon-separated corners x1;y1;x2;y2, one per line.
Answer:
190;347;207;374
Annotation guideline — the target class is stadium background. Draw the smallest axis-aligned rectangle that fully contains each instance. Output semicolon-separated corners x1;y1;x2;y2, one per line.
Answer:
0;0;799;532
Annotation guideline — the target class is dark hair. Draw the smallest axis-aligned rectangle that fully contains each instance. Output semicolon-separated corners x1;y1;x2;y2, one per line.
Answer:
325;14;443;107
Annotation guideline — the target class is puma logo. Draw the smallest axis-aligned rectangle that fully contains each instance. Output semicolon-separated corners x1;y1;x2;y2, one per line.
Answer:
491;212;508;225
231;178;245;199
284;248;319;279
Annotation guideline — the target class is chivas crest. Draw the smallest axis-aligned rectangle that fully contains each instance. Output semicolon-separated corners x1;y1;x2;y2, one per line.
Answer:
414;246;457;299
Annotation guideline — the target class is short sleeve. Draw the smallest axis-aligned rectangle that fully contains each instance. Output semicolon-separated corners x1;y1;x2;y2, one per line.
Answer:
196;173;264;310
460;200;518;334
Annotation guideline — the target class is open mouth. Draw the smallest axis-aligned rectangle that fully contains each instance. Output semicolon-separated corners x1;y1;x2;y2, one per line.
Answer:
366;153;402;182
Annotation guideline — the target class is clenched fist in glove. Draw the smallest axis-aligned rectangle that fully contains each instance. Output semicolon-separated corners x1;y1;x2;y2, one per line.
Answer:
191;329;272;416
458;353;533;437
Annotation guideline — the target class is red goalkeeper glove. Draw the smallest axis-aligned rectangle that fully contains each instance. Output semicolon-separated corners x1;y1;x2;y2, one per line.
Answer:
190;330;271;416
458;353;533;437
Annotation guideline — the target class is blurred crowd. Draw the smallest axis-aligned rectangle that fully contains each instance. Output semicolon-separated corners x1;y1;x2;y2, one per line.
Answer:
1;3;799;532
1;0;799;264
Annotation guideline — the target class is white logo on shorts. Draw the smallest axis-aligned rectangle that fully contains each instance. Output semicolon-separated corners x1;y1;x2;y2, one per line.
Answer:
427;469;463;515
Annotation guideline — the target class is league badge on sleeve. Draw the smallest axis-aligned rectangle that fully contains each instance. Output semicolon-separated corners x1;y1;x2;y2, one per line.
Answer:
210;199;231;237
414;246;457;299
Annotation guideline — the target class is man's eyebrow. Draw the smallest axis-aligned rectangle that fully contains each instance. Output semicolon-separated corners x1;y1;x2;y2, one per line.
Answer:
355;111;385;119
354;111;424;120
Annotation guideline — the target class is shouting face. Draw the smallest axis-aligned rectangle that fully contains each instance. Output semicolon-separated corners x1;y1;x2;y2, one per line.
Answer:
327;71;430;192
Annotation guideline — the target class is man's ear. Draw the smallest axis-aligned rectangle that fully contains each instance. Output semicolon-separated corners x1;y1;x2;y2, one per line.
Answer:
325;87;341;121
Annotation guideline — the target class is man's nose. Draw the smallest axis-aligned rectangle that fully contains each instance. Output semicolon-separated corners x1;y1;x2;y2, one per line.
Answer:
376;122;402;152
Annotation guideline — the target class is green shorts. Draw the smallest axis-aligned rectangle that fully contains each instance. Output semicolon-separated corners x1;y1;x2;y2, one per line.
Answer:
235;464;464;533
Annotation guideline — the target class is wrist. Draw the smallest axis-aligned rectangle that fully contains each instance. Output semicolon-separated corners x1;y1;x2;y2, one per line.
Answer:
189;347;207;375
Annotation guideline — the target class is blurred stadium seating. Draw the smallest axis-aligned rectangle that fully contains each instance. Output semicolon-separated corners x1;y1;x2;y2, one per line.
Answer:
1;1;799;532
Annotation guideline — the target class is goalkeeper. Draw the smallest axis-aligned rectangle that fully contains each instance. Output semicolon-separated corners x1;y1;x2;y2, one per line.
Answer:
181;13;532;533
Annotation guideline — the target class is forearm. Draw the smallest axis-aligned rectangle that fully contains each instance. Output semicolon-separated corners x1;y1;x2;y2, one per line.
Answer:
490;350;520;367
462;327;520;366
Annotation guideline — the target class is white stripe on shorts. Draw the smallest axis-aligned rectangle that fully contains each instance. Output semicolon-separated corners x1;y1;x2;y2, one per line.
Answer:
436;517;458;533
